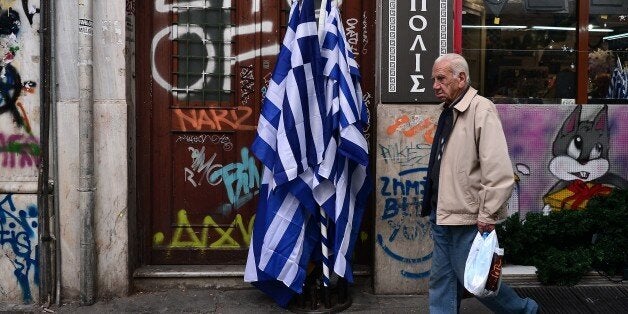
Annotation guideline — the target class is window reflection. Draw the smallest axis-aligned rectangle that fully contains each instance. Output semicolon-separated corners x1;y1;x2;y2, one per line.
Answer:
588;13;628;102
462;0;577;104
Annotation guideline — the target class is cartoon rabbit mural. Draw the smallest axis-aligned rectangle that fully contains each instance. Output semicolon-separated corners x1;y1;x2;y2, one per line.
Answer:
542;105;628;213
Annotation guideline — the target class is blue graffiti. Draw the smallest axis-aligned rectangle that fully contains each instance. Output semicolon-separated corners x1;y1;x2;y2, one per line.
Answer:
186;146;261;209
378;167;432;280
401;270;430;279
377;234;432;279
0;194;38;303
380;167;427;197
209;147;260;205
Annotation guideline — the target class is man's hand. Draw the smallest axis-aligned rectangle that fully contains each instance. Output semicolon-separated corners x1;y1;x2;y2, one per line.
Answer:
477;221;495;234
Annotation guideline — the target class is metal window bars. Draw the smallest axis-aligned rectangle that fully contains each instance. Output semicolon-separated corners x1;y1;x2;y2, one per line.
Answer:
170;0;235;107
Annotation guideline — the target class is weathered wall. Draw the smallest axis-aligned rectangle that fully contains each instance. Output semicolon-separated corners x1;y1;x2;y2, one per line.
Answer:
0;0;41;304
55;0;130;300
374;103;628;294
374;104;437;294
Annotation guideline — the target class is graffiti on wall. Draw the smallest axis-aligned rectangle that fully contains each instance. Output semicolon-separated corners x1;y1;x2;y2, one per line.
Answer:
376;104;628;283
184;146;260;214
0;1;41;171
151;0;278;97
0;132;39;168
0;3;38;131
376;109;438;281
153;209;254;249
499;104;628;216
378;166;431;279
173;107;257;132
385;113;436;143
0;194;39;303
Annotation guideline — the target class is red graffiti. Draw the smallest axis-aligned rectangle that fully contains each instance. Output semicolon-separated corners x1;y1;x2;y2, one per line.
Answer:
386;115;436;144
173;107;256;132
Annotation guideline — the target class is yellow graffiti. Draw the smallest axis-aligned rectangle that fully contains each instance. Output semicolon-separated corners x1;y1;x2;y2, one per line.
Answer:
153;209;255;249
0;1;18;8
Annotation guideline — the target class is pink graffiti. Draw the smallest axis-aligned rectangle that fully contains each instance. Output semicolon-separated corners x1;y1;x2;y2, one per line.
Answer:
0;133;40;168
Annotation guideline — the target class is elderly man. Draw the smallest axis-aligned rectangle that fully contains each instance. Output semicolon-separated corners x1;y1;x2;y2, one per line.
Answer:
421;53;538;313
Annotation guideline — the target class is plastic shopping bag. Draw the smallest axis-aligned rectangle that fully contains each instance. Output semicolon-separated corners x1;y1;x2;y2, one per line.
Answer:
463;230;504;297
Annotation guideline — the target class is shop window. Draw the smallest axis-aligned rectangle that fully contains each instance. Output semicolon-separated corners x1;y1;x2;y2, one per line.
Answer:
462;0;578;104
588;11;628;102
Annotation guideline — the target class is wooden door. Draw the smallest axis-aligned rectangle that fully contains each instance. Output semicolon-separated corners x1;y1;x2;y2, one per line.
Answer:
136;0;375;266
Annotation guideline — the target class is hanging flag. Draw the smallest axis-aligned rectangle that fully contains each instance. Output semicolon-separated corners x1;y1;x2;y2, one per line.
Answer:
314;0;371;283
245;0;326;307
607;56;628;99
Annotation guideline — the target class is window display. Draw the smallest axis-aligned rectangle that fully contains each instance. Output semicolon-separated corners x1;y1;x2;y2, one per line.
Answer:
461;0;628;104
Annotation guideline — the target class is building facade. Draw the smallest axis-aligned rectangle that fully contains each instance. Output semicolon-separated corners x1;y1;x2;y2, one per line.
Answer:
0;0;626;305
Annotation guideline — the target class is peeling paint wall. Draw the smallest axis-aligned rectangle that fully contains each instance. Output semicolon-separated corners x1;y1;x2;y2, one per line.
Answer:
0;0;41;304
374;104;437;294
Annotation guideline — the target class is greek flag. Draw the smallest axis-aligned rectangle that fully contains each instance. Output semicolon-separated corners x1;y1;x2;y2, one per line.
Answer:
245;0;370;306
314;0;371;282
245;0;325;307
607;56;628;99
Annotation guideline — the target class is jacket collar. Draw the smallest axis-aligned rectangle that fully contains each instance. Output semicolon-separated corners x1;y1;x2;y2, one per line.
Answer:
438;86;477;112
452;86;477;113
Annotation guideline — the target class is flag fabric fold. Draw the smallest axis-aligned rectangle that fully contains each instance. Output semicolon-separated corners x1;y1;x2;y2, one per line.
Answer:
315;0;371;282
245;0;323;307
246;0;371;306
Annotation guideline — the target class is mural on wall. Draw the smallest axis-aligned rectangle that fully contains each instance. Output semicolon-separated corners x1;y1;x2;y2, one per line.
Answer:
0;0;40;304
0;0;40;173
0;194;39;303
542;105;628;212
375;104;628;291
499;104;628;216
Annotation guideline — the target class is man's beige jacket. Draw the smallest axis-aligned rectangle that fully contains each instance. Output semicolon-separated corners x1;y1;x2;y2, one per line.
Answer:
436;87;515;225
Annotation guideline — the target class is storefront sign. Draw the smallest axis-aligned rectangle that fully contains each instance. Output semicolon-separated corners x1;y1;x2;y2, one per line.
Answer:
382;0;452;103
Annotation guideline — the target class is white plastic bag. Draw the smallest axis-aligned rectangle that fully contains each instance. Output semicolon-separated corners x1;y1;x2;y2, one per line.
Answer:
463;230;504;297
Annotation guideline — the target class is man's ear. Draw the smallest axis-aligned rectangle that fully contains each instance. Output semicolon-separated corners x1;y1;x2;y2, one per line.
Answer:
458;72;467;87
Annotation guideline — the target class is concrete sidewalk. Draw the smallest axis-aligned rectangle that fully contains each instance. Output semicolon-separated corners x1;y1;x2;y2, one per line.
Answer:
2;283;627;313
3;285;491;314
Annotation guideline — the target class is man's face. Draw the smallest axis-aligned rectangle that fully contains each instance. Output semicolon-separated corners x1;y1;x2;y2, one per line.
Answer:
431;61;466;104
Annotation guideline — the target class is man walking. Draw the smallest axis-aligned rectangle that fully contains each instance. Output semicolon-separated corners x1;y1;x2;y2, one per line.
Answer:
421;53;538;313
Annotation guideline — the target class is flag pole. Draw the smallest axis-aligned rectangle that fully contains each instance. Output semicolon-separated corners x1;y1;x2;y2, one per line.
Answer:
318;0;333;309
320;208;331;308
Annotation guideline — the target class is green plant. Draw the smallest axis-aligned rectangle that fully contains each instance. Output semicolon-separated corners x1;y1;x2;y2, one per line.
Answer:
535;247;592;286
496;189;628;286
586;189;628;276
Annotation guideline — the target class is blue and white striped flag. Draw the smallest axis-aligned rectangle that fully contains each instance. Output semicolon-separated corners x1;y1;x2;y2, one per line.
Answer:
314;0;371;283
607;57;628;99
245;0;326;307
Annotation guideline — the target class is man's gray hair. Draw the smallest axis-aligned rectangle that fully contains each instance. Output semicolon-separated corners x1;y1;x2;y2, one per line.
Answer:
434;53;470;85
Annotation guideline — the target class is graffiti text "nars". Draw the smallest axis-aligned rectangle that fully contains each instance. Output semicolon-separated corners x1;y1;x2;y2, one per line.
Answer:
174;107;256;131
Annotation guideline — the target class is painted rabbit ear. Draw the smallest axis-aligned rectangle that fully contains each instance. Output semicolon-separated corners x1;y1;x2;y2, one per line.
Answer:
562;105;581;134
593;105;608;131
